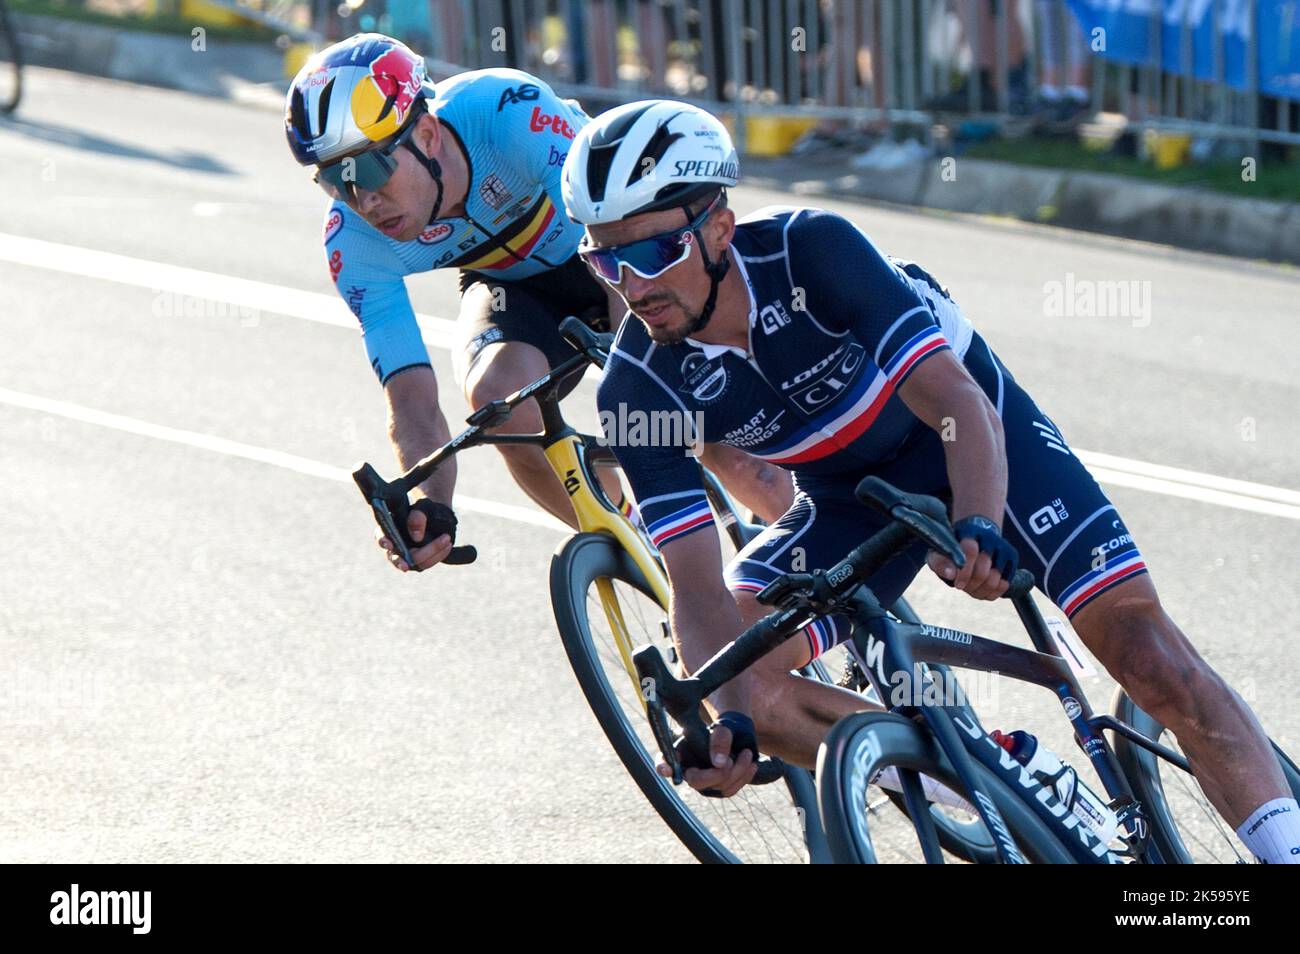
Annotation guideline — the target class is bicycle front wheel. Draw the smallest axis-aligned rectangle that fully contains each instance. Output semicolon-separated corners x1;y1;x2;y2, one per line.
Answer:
550;532;821;864
1110;688;1300;864
818;711;1078;863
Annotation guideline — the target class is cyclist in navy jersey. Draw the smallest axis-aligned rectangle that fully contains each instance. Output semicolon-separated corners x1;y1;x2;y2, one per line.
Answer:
559;100;1300;862
284;35;791;569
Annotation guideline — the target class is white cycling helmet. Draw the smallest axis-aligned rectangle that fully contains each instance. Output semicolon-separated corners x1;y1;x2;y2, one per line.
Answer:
562;100;739;225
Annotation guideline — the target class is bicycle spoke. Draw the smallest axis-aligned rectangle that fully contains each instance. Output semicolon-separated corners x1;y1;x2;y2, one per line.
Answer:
580;579;810;863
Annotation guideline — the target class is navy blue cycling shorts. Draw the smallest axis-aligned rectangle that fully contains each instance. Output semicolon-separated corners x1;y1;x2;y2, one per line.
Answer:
724;333;1148;661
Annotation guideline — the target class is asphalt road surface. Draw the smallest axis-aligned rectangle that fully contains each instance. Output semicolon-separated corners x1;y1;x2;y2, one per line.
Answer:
2;68;1297;863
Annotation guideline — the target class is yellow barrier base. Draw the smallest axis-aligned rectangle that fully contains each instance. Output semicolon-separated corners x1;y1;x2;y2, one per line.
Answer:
181;0;256;29
721;114;820;157
1144;130;1192;170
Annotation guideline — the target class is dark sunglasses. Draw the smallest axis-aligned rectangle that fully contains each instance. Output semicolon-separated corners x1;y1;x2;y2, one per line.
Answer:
313;120;419;201
579;192;723;285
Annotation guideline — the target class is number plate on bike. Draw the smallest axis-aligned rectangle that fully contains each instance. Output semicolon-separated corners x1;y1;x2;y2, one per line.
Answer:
1045;616;1097;678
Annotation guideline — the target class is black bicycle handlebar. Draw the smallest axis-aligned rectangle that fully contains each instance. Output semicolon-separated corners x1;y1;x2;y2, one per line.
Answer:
633;645;788;793
352;462;477;567
854;476;1035;599
350;315;613;571
557;315;614;367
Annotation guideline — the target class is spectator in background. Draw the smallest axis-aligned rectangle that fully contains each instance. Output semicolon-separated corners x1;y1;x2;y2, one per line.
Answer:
792;0;879;153
1033;0;1091;127
927;0;1030;113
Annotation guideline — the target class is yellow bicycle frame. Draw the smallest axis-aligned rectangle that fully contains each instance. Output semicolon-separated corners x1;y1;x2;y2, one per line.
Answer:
544;431;670;708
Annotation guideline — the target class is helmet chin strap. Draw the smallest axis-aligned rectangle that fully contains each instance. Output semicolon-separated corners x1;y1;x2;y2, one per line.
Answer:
401;136;444;225
685;227;731;335
400;106;447;223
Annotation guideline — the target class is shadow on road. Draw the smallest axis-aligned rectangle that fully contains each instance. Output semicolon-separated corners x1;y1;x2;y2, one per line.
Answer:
0;114;236;175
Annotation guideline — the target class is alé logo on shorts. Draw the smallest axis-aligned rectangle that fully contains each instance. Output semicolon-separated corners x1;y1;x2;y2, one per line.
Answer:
1029;497;1069;535
952;715;1123;863
678;352;729;404
780;343;866;412
50;884;151;934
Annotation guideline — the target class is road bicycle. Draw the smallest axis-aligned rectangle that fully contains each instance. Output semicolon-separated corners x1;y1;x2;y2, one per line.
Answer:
0;0;22;114
354;317;831;862
637;474;1300;862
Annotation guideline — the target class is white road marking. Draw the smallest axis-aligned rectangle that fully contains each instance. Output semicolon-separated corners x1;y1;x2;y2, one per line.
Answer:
3;234;1297;519
0;231;458;346
0;387;569;533
0;231;607;376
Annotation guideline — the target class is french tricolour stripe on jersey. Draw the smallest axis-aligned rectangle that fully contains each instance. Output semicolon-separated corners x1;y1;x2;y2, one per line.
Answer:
1058;552;1147;617
881;325;948;383
729;578;838;658
752;328;947;466
647;498;713;548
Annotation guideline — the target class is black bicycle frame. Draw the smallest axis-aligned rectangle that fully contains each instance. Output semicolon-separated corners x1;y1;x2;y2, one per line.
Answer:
845;584;1180;863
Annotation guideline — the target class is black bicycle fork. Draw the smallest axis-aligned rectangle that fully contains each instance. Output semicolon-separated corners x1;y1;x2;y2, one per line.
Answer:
847;587;1166;863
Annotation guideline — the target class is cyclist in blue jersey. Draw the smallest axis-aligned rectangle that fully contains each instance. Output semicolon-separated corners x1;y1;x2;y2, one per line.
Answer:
284;35;790;570
559;100;1300;861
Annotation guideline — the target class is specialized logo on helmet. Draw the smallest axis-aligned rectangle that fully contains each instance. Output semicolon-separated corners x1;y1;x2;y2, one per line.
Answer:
353;47;423;142
672;159;738;179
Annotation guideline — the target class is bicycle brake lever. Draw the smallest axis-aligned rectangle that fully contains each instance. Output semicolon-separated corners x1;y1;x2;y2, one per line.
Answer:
353;462;479;567
353;462;418;569
756;573;817;608
891;506;966;567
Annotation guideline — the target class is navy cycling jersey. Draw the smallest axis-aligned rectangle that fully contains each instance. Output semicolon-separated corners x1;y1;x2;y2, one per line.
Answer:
597;205;974;549
323;68;590;383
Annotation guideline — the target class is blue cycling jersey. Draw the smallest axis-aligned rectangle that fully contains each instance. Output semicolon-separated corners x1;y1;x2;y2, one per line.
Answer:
322;68;590;383
597;205;973;547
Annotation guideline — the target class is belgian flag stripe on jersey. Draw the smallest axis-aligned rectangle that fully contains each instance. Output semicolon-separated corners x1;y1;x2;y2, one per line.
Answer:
453;194;559;271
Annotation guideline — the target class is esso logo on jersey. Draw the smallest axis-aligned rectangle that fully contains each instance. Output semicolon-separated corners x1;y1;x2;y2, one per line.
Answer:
324;209;344;245
418;224;452;244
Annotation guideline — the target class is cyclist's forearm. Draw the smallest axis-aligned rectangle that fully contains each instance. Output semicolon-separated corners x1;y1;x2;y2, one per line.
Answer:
388;397;457;504
670;589;755;715
941;403;1007;524
699;443;793;524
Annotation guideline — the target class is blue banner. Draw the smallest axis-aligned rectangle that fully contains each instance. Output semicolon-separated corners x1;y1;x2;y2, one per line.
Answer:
1065;0;1300;102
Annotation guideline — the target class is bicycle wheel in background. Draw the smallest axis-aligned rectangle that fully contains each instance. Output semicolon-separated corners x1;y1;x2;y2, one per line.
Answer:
818;710;1077;863
551;531;826;863
0;0;22;114
1109;688;1300;864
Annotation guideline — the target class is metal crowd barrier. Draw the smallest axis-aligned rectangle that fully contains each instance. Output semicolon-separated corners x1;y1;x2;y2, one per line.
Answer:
328;1;1297;153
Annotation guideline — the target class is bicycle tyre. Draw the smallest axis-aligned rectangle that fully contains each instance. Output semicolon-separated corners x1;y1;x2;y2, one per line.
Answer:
0;0;22;114
818;711;1078;863
1110;688;1300;864
550;531;824;864
864;597;999;862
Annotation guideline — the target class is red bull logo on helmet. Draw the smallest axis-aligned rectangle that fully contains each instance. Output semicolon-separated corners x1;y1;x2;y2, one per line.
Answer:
351;46;425;142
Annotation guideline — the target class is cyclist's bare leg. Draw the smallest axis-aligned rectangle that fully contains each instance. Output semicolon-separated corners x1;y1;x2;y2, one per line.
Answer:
1070;574;1289;827
709;591;879;767
697;443;794;524
462;340;619;529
